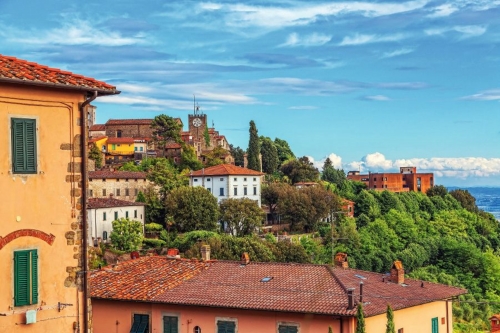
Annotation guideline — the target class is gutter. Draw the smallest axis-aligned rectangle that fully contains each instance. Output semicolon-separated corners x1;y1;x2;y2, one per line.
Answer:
80;91;98;333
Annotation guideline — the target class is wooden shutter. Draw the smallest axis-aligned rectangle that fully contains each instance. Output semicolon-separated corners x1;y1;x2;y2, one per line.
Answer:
131;314;149;333
11;118;37;174
279;326;298;333
217;321;235;333
431;317;438;333
14;250;37;306
163;316;178;333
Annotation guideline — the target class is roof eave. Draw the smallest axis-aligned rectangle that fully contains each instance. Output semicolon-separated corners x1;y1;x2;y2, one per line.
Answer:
0;77;120;96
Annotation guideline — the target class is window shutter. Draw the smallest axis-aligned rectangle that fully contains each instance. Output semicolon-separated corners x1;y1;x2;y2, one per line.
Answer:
14;251;30;306
163;316;178;333
31;251;38;304
11;118;37;174
217;321;235;333
279;326;298;333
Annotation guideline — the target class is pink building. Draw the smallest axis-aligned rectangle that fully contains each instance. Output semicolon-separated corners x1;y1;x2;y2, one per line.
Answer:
90;253;465;333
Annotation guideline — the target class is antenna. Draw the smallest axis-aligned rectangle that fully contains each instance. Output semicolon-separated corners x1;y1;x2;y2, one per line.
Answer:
212;120;214;128
193;94;201;115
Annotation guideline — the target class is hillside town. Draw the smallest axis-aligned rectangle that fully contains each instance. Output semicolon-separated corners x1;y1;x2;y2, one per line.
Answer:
1;53;499;333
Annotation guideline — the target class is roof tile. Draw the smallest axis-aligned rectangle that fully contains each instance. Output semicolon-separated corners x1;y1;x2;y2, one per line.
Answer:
190;164;264;177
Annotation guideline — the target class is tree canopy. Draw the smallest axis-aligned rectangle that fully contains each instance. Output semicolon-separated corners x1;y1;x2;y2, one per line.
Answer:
247;120;261;171
280;156;319;184
151;114;182;157
260;136;279;174
219;198;265;236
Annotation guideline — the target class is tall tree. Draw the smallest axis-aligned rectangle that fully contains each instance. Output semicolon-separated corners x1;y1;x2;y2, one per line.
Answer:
280;156;319;184
151;114;182;157
229;144;245;167
385;304;396;333
355;303;366;333
203;124;211;147
261;182;292;224
247;120;261;171
88;143;103;169
321;157;346;188
109;218;144;252
164;187;220;232
274;137;295;167
450;189;478;212
204;146;228;167
179;144;203;171
219;198;265;236
260;136;279;174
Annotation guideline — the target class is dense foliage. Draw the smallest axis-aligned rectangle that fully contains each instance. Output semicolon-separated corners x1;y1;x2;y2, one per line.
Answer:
109;218;144;252
247;120;261;171
88;143;103;168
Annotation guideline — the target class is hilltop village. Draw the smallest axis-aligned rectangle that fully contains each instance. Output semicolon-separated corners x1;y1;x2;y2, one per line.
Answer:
2;54;500;333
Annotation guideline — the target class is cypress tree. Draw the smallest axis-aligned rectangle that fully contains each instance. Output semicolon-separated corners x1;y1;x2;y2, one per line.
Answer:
355;303;366;333
386;304;395;333
247;120;261;171
204;124;211;147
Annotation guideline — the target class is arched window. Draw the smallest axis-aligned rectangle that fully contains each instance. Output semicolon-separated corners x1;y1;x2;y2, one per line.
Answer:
193;326;201;333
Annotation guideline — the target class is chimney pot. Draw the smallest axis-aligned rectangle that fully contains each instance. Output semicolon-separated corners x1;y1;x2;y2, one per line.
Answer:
390;260;405;284
334;252;348;269
359;282;364;303
241;252;250;265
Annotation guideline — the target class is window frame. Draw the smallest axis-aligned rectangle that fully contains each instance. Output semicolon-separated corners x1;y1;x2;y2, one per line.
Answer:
215;317;237;333
10;116;39;175
162;314;179;333
14;249;38;307
277;322;299;333
130;312;150;333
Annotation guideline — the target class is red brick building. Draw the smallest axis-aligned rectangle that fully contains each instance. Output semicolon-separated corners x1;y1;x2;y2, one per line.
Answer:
347;167;434;193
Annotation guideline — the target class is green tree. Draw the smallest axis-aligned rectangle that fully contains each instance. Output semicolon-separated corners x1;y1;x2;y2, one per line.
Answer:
203;124;210;147
274;137;295;167
450;189;478;213
229;144;245;167
204;146;228;167
109;218;144;252
321;158;346;188
356;303;366;333
146;158;188;198
261;182;291;224
260;136;279;174
140;186;165;224
247;120;261;171
426;185;448;198
220;198;265;236
165;187;220;232
277;185;311;231
179;144;203;171
355;190;380;220
88;143;103;169
151;114;182;157
385;304;395;333
280;156;319;184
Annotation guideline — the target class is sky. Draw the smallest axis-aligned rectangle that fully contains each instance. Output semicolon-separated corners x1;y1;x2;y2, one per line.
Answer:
1;0;499;186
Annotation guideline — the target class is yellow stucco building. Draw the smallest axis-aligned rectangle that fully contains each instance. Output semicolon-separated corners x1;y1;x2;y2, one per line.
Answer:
0;54;118;332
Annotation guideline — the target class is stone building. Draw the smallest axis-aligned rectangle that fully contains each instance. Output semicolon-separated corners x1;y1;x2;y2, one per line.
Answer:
88;171;150;202
0;54;118;332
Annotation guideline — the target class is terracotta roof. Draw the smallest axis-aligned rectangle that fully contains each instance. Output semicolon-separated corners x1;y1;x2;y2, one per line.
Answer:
90;257;211;301
89;257;466;317
89;171;146;180
87;197;146;209
90;124;106;131
165;143;182;149
0;54;117;95
332;267;466;317
106;119;153;126
89;136;107;143
190;164;264;177
294;182;318;186
107;137;135;144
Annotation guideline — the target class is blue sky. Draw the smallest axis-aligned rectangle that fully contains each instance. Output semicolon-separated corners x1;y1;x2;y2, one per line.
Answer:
2;0;499;186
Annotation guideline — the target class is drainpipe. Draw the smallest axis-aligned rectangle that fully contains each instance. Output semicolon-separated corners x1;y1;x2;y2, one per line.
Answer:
81;91;97;333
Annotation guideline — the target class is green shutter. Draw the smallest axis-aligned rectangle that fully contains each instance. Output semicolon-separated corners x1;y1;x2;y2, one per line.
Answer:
14;250;38;306
163;316;178;333
11;118;37;174
432;317;438;333
131;314;149;333
279;326;298;333
217;321;235;333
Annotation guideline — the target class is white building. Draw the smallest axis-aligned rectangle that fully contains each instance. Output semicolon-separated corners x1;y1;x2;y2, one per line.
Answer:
189;164;264;207
87;197;146;245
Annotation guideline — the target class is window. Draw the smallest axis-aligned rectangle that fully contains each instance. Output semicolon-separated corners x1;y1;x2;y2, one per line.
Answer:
194;326;202;333
89;189;93;197
207;188;211;192
112;144;116;150
431;317;438;333
103;212;107;221
220;178;223;181
207;178;211;182
234;178;237;181
278;325;298;333
194;179;198;182
253;178;256;181
114;212;118;220
103;189;106;196
217;321;235;333
140;147;143;152
130;314;149;333
383;177;387;181
135;147;138;151
126;211;129;218
244;177;247;181
14;249;38;306
11;118;37;174
126;188;130;196
163;316;178;333
220;188;224;196
244;187;247;195
373;177;377;181
134;210;137;218
117;130;122;138
253;187;257;195
234;188;238;196
116;189;121;196
398;329;404;333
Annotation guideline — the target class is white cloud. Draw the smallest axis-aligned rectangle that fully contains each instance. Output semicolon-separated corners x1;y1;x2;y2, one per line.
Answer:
381;48;414;58
425;25;487;38
203;1;428;29
339;33;405;46
427;3;459;17
310;153;343;171
281;32;331;47
288;105;318;110
362;95;391;101
461;89;500;101
6;19;145;46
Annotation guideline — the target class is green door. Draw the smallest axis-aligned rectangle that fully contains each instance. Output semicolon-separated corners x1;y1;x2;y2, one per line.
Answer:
432;317;438;333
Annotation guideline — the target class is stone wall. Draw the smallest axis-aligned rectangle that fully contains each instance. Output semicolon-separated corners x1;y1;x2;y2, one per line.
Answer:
89;178;151;202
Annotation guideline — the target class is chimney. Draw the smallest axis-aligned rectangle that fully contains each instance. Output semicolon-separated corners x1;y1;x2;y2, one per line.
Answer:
334;252;349;269
390;260;405;284
201;245;210;261
347;288;355;310
241;252;250;265
359;282;364;303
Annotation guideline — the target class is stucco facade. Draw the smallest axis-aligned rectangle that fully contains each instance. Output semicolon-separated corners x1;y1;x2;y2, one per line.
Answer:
88;171;150;202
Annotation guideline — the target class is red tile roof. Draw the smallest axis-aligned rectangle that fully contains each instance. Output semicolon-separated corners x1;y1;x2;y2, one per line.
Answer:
90;124;106;131
89;136;107;143
0;54;117;95
105;119;153;126
89;171;146;180
87;197;146;209
107;137;135;144
165;143;182;149
90;257;211;301
190;164;264;177
89;258;466;317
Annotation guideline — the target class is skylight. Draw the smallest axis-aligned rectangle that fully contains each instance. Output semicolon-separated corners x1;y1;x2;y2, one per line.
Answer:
261;277;273;282
355;274;367;280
